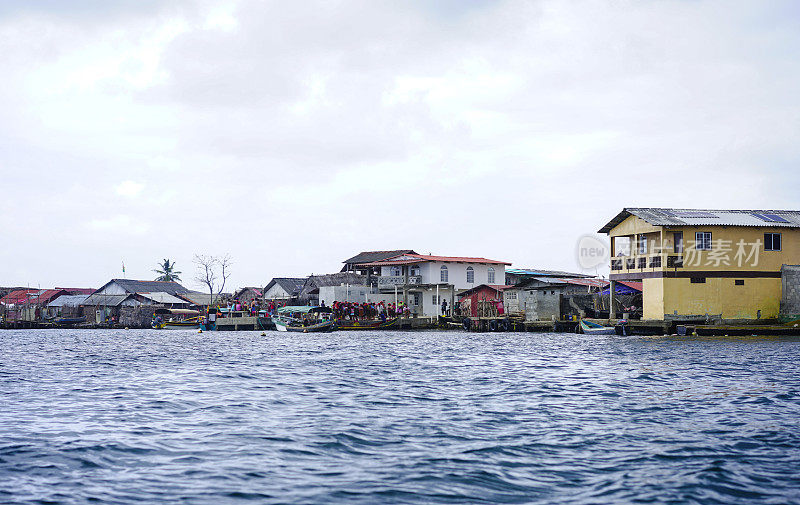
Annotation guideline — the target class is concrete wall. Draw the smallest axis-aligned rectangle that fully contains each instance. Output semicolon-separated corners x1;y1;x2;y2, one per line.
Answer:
319;285;369;307
379;262;505;290
780;265;800;318
660;277;780;320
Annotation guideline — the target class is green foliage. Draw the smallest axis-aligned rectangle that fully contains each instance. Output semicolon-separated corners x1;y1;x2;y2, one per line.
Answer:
154;258;182;282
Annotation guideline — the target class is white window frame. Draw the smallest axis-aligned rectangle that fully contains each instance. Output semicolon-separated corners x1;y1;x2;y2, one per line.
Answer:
488;267;495;284
440;265;448;283
390;266;401;277
466;266;474;283
695;232;712;251
765;233;782;251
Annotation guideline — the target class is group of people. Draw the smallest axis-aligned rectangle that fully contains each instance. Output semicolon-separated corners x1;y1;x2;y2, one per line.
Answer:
328;300;409;321
220;299;288;317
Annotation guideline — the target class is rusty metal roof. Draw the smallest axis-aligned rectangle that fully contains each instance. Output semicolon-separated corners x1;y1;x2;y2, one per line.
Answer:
599;208;800;233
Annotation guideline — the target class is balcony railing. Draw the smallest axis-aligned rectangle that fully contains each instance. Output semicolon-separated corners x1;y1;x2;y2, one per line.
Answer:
377;275;423;286
611;253;684;272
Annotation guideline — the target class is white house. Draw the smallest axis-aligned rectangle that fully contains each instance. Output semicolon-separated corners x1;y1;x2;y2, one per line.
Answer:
359;253;511;317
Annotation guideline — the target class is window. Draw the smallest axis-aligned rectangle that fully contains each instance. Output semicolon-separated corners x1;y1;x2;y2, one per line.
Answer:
765;233;782;251
650;256;662;268
614;236;631;257
695;232;712;250
638;234;648;255
735;280;744;286
667;256;683;268
466;266;474;283
637;257;647;269
611;259;623;271
690;277;706;284
390;266;401;277
673;232;683;253
626;258;636;269
440;265;448;283
410;265;420;276
509;291;517;299
413;293;420;305
431;294;438;304
487;267;495;284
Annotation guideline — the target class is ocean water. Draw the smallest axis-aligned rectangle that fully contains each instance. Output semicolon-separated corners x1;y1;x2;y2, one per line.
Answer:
1;329;799;505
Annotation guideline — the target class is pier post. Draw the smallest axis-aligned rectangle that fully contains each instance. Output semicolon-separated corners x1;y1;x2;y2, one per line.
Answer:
609;280;616;320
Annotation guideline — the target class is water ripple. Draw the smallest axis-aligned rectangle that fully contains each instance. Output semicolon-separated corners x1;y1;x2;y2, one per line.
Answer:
1;330;800;504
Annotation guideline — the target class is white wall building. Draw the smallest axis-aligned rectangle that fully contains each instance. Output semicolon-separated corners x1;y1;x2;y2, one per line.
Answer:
360;253;511;317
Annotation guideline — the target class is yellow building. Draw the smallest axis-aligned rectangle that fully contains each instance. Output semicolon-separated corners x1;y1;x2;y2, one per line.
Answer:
599;208;800;321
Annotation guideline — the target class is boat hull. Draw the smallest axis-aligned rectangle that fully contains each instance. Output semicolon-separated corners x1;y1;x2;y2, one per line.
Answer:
273;318;335;333
335;318;399;331
580;320;616;335
159;322;201;330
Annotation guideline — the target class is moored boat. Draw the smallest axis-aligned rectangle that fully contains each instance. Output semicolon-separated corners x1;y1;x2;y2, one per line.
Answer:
272;306;335;333
579;319;616;335
153;308;201;330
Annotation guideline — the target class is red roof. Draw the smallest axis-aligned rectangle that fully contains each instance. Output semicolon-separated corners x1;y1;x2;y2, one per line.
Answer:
363;253;511;267
459;284;512;296
58;288;95;295
618;281;643;292
32;289;70;305
0;289;39;305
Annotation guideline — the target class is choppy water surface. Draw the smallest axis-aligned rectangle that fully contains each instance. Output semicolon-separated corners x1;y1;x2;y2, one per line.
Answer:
1;330;799;504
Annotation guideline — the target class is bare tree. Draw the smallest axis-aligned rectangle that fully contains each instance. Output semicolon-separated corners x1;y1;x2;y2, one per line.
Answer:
194;253;232;305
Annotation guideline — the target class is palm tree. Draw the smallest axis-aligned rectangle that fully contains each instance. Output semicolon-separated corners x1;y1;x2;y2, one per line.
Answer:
154;259;182;282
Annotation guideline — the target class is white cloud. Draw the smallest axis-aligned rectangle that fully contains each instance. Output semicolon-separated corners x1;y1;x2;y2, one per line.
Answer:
1;0;800;288
115;180;145;197
86;215;149;235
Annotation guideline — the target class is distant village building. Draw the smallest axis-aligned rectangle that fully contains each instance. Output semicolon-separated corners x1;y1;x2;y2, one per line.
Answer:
263;278;306;301
83;279;192;324
504;268;592;286
459;284;510;317
46;294;90;320
232;287;263;305
503;277;617;321
341;250;417;275
358;253;511;317
599;208;800;321
298;273;368;305
1;288;93;323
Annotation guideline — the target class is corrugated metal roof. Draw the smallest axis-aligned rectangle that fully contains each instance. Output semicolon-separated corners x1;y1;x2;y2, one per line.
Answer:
342;250;417;264
82;294;131;306
264;278;306;296
139;292;188;305
94;279;191;296
599;208;800;233
0;289;39;305
178;292;221;306
506;268;593;278
48;295;89;307
458;284;512;296
363;253;511;267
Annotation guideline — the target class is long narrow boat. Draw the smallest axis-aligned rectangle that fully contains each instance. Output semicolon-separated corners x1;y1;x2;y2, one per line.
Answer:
154;308;201;330
579;319;616;335
335;318;399;331
272;306;335;333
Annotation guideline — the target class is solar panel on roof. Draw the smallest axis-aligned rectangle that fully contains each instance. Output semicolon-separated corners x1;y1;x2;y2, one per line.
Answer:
673;211;719;218
752;213;790;223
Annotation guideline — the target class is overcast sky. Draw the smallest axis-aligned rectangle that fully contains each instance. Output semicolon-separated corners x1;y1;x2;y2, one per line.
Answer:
2;0;799;291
